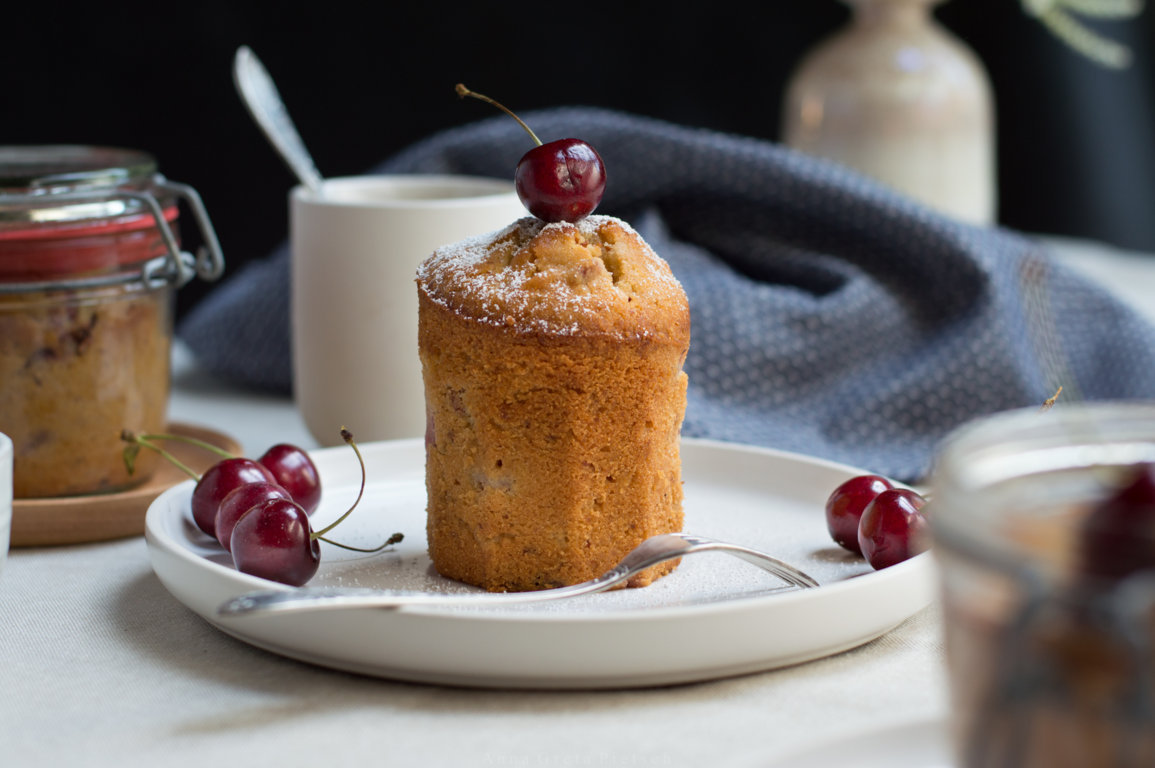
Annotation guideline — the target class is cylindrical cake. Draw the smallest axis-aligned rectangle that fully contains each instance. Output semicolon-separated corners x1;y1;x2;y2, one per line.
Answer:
416;215;690;592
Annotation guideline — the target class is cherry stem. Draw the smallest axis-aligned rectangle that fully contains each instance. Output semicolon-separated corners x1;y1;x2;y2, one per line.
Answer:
134;431;236;460
317;531;404;553
120;430;201;480
311;427;366;540
456;83;542;146
310;427;403;552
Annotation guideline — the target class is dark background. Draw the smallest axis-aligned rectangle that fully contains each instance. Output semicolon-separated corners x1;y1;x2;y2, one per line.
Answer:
3;1;1152;320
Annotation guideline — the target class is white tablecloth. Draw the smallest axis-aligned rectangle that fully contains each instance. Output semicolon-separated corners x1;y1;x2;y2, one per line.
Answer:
2;236;1152;768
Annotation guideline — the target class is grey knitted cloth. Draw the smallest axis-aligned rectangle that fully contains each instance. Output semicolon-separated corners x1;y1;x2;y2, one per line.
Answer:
179;108;1155;481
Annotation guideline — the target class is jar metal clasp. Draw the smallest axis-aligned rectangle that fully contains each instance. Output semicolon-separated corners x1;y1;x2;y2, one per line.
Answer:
0;173;224;293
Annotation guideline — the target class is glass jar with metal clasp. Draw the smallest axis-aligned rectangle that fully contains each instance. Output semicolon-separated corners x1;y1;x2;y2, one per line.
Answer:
0;145;224;498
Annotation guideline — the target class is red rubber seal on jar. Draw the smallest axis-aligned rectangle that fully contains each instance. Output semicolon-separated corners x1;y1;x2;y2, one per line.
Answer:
0;206;180;281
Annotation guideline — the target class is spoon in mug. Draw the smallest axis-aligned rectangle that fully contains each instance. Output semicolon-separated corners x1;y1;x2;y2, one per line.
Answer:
233;45;324;194
218;532;820;617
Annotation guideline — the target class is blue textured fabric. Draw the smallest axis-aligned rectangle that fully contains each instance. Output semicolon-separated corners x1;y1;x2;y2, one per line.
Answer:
179;108;1155;481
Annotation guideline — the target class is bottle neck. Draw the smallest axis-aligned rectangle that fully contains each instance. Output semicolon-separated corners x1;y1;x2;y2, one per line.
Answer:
844;0;941;29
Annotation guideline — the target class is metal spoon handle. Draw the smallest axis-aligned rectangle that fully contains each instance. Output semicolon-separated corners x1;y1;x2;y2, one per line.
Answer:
233;46;324;194
218;532;818;618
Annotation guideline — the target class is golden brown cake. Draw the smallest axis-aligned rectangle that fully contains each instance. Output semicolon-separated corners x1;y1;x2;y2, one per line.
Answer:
416;215;690;592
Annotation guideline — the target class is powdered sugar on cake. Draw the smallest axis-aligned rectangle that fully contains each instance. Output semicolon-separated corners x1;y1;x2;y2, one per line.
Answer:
416;215;687;340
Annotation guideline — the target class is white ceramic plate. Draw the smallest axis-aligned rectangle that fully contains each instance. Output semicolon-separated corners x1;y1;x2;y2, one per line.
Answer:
145;438;935;689
760;718;951;768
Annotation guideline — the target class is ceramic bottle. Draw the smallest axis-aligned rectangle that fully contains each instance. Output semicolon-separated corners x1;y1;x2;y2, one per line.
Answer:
782;0;996;224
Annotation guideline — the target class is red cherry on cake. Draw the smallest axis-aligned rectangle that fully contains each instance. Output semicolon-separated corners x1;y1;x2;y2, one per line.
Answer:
515;138;606;223
825;474;895;555
457;84;606;223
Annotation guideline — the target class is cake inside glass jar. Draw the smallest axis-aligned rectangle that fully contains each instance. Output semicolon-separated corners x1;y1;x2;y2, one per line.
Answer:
940;463;1155;768
0;285;170;498
416;214;690;592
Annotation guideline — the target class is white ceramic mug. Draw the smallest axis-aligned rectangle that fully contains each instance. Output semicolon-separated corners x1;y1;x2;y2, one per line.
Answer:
290;175;525;446
0;432;12;577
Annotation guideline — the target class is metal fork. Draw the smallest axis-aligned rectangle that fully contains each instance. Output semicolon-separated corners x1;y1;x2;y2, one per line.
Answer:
217;532;820;618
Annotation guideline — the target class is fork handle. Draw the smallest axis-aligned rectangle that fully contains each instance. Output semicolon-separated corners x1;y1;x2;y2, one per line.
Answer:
218;569;631;617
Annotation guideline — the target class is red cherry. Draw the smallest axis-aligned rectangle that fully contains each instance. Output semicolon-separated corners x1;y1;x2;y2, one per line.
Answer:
190;458;276;536
456;84;606;223
515;139;606;223
858;488;928;569
258;443;321;515
825;474;894;555
215;481;292;552
230;497;320;586
1080;463;1155;582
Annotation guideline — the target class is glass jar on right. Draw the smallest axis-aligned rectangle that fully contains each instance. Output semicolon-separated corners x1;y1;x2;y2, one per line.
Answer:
931;403;1155;768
